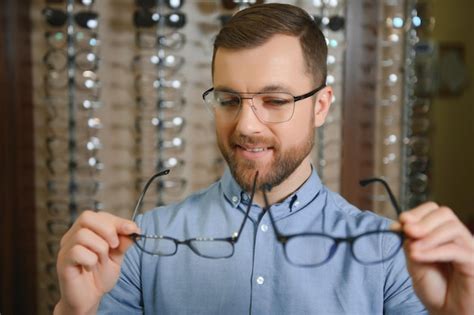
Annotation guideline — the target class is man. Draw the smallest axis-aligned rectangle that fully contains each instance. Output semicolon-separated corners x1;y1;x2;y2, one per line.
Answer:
54;4;474;315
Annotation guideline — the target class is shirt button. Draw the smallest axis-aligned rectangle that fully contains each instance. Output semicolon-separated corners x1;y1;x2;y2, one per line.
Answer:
293;200;300;207
260;224;268;232
256;276;265;285
232;196;238;203
242;194;248;201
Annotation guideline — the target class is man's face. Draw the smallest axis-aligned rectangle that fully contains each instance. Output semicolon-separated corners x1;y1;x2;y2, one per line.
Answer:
213;35;330;191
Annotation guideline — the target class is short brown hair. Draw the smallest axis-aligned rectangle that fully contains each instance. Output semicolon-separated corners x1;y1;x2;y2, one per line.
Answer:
212;3;327;85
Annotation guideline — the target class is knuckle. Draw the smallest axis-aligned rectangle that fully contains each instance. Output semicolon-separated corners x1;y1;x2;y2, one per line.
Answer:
100;227;119;247
78;210;96;225
438;206;455;217
75;227;91;243
103;225;117;239
425;201;439;209
97;239;110;255
69;244;84;259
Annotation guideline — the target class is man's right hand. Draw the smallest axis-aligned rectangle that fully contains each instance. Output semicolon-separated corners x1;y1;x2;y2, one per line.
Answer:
53;210;140;315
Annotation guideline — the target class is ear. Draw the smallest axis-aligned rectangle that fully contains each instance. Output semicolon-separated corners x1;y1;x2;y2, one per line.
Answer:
313;86;333;128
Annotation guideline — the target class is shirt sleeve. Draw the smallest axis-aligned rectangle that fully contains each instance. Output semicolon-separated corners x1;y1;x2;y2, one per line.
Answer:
97;243;143;314
382;232;427;315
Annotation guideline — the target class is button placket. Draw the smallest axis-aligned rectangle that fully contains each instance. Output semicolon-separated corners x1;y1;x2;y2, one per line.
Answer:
250;211;273;313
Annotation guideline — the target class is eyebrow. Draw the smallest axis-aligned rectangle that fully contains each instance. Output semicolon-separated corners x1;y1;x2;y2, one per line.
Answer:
214;84;294;94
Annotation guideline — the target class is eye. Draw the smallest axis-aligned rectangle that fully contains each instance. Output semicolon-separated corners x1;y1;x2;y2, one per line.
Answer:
261;96;291;107
216;93;240;107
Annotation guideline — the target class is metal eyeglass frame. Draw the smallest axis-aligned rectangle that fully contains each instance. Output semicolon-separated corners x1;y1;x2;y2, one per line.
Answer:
129;170;258;258
261;177;404;267
201;83;326;124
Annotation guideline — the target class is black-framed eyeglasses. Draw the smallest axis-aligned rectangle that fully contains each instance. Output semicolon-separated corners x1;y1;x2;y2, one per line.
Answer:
42;8;99;30
261;177;403;267
202;83;326;124
133;9;187;28
130;170;258;258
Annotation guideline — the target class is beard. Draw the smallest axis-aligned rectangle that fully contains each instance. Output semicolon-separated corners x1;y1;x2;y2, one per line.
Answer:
217;126;315;192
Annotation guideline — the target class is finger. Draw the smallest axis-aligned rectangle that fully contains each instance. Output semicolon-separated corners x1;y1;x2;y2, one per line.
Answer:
408;242;474;266
399;201;439;224
61;228;111;263
61;211;139;249
60;209;95;246
409;220;474;252
403;206;457;239
66;244;99;271
390;221;402;231
109;235;136;265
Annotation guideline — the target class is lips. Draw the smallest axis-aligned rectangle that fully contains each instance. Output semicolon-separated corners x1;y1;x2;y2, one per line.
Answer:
233;143;274;161
229;134;277;160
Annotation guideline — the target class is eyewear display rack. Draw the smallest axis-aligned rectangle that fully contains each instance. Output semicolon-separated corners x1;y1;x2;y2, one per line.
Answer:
39;0;103;312
133;0;188;208
308;0;347;193
373;0;434;216
400;0;434;210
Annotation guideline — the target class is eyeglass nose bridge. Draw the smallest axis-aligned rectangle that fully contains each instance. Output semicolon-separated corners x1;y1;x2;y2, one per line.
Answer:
236;95;262;123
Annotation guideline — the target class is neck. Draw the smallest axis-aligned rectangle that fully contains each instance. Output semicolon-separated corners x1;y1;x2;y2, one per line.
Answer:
253;157;312;207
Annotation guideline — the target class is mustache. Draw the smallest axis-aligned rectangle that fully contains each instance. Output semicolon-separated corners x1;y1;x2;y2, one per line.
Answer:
230;134;278;148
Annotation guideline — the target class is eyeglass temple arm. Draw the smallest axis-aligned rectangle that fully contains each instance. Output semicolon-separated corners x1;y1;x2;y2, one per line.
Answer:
131;169;170;221
234;171;259;241
359;178;402;216
261;184;284;236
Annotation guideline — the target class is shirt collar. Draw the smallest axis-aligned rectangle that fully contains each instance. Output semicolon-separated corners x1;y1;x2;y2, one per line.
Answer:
221;166;324;216
221;167;247;208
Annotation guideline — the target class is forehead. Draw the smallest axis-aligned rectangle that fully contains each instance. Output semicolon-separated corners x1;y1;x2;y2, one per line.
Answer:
213;34;312;92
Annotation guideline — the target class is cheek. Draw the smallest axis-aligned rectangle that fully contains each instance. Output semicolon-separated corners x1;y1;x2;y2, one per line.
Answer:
215;120;232;143
279;114;314;141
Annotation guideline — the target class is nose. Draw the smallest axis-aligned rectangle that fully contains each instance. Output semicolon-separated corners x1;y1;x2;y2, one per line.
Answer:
234;97;265;135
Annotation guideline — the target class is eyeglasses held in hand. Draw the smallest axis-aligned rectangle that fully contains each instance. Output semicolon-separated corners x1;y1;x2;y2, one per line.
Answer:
261;177;403;267
202;84;326;124
130;170;258;258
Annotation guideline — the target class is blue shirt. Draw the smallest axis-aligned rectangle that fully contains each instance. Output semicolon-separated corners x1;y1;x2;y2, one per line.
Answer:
99;168;426;314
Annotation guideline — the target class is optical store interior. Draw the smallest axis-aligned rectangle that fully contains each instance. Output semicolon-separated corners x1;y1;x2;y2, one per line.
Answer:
1;0;473;314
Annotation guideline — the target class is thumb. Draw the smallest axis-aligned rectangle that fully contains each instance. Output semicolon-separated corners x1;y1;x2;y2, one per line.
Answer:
109;221;140;264
403;239;429;283
109;234;137;265
116;220;140;236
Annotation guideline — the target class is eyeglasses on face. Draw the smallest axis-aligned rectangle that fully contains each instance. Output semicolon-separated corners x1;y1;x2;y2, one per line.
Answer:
262;177;404;267
202;84;326;124
129;170;258;258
